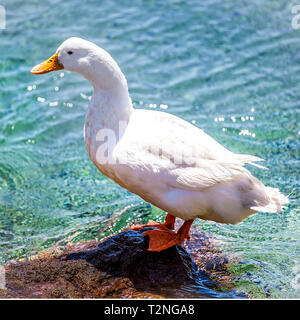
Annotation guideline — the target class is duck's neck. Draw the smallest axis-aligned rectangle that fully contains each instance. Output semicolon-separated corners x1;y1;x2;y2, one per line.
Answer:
82;54;135;165
79;48;134;133
84;81;133;162
84;85;133;166
90;85;133;133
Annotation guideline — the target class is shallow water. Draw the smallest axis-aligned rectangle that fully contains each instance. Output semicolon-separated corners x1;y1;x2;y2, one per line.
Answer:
0;0;299;298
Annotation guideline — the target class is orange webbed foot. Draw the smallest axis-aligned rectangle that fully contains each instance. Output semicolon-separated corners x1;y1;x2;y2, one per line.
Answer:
131;213;175;231
131;214;194;252
143;229;182;251
143;218;194;252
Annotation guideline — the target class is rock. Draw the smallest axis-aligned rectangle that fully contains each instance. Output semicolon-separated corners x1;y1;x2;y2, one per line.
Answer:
65;228;198;291
0;227;247;298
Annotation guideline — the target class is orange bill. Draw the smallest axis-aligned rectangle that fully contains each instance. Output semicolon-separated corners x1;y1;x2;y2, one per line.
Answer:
31;52;63;74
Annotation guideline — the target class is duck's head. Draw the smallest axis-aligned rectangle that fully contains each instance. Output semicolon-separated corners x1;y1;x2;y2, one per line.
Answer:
31;37;127;92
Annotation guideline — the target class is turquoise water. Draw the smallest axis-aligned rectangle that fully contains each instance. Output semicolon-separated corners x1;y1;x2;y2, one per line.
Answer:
0;0;299;298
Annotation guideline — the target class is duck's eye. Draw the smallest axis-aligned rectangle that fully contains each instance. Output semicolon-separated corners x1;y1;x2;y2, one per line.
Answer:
67;51;73;55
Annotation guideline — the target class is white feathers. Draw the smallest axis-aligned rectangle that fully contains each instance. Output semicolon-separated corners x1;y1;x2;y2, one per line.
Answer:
250;187;289;213
57;37;289;224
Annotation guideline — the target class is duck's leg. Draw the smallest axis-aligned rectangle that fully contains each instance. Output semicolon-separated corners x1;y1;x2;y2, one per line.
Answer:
131;213;175;231
143;219;194;252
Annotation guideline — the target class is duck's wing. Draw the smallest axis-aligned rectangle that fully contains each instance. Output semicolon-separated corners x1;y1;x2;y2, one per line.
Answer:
133;110;264;165
160;161;254;191
114;110;264;191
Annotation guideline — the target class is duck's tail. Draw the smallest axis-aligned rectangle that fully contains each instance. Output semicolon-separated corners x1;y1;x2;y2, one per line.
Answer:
250;187;289;213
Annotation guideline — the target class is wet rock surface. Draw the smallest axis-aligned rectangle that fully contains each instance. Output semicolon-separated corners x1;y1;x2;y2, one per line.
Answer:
0;227;247;298
66;229;197;292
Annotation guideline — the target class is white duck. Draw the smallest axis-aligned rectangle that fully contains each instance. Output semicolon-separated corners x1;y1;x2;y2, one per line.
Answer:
31;37;289;251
